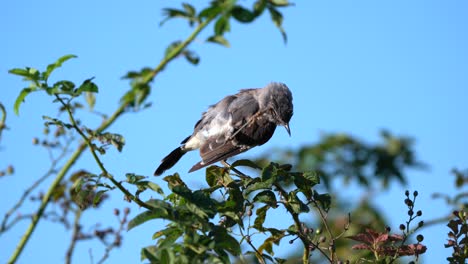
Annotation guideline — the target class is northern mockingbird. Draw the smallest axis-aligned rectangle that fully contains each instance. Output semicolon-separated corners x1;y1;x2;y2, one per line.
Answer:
154;82;293;176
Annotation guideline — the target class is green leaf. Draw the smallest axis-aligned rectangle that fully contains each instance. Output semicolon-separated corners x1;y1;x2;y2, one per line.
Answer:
254;205;270;231
253;190;277;208
128;210;164;231
76;77;98;94
182;49;200;65
125;173;146;184
292;171;319;198
288;191;309;214
182;3;196;17
152;226;183;240
258;238;274;255
9;67;41;82
268;7;287;43
160;248;175;264
160;8;190;26
198;5;222;20
231;159;262;170
84;92;96;111
206;35;230;48
93;190;107;206
313;191;332;212
141;246;159;262
253;0;267;16
214;15;230;36
270;0;291;6
13;88;34;115
147;182;164;195
44;54;77;81
231;6;256;23
205;165;232;187
51;80;75;94
213;227;241;255
261;162;279;182
165;41;182;60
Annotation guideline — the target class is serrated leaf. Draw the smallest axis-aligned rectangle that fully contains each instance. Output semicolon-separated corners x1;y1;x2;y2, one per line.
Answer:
44;54;77;81
13;88;34;115
253;190;277;208
206;35;230;48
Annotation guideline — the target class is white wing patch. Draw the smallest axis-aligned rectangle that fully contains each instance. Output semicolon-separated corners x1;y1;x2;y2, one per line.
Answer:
184;114;233;150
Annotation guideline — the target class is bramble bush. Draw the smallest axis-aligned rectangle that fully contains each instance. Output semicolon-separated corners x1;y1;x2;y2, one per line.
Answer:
1;1;466;263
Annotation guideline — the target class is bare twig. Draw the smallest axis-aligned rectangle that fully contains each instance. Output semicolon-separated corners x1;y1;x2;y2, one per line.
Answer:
1;138;72;235
65;209;82;264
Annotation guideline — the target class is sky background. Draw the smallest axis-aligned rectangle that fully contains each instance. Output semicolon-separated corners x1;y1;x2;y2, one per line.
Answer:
2;0;467;263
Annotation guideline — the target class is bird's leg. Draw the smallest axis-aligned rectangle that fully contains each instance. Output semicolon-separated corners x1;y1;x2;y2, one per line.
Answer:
221;160;249;179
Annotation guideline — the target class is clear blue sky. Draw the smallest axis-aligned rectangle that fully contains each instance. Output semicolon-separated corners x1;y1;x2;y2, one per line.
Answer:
2;1;467;263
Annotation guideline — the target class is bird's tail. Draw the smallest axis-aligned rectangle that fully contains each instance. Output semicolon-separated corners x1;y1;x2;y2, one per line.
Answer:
154;147;186;176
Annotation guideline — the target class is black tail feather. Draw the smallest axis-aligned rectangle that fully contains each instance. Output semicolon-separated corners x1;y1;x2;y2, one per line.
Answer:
154;147;186;176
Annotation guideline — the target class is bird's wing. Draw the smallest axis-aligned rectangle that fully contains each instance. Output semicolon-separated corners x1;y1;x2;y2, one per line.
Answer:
191;90;260;171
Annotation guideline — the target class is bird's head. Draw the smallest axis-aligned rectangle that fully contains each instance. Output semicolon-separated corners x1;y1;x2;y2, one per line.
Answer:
262;82;293;136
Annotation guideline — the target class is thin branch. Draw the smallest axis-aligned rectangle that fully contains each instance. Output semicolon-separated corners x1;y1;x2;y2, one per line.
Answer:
65;209;82;264
225;162;328;263
238;224;266;264
310;197;336;261
8;15;218;263
1;138;72;235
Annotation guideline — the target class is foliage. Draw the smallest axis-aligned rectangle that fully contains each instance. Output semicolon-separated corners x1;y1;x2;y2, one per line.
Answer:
445;210;468;263
1;1;465;264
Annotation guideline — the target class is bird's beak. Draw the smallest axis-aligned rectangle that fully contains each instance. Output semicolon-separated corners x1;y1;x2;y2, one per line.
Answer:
284;123;291;136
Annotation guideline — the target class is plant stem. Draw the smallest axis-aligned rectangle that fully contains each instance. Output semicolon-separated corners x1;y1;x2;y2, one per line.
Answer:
8;14;217;264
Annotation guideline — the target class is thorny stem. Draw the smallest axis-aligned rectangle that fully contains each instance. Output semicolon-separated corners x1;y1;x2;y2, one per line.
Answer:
8;15;216;263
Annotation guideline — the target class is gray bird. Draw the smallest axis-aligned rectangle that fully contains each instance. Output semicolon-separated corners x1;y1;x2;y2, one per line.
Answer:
154;82;293;176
